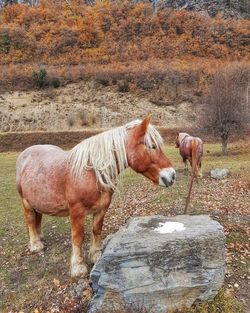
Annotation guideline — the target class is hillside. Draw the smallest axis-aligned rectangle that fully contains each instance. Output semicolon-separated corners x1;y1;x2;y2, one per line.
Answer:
0;1;249;132
0;80;196;132
0;1;249;91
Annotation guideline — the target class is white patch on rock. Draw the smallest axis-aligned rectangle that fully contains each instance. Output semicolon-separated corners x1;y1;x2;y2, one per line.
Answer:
154;222;185;234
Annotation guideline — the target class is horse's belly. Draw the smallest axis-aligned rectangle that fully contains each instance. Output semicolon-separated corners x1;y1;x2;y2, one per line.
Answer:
180;145;192;159
34;203;69;217
22;183;69;216
27;194;69;216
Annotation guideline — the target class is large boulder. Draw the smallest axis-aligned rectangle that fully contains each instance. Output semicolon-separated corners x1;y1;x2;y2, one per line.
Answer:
89;215;225;313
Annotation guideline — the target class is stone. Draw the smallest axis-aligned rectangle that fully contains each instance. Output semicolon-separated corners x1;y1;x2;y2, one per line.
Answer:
210;168;229;179
69;278;90;298
89;215;225;313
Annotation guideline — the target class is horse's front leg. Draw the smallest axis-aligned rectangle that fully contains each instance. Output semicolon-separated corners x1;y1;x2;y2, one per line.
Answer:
36;212;43;240
69;204;88;277
89;207;109;264
183;158;188;172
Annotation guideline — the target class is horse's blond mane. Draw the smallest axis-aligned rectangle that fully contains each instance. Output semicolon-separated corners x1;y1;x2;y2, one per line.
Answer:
178;132;190;144
68;120;163;190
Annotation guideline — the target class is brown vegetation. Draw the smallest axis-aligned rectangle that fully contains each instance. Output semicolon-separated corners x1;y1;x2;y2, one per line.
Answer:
0;1;249;93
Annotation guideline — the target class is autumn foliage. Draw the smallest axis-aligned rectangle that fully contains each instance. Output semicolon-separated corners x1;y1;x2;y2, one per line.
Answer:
0;1;249;91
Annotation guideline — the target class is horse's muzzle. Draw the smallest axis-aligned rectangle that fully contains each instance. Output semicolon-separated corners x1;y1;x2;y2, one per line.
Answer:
159;168;176;187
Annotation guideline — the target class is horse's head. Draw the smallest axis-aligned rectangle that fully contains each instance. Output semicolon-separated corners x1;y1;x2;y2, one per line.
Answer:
175;134;180;148
126;117;176;187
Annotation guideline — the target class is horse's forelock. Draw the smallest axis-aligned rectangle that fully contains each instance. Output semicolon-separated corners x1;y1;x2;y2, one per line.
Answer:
68;120;164;190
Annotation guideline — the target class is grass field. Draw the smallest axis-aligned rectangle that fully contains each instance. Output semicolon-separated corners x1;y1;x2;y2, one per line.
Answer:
0;143;249;312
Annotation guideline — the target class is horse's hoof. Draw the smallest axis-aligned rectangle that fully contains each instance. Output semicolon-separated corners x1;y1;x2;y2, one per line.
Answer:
29;240;44;253
89;250;101;264
70;263;88;278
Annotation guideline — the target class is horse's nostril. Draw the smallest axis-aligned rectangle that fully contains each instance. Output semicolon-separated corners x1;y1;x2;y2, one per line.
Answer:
172;172;176;180
161;176;169;186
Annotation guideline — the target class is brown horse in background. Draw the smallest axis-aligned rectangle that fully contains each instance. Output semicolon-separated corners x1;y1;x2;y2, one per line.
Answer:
176;132;203;178
176;132;203;214
16;117;176;277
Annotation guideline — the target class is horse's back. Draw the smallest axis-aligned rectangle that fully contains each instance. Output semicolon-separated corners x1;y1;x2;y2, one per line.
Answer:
16;145;65;182
180;136;203;159
16;145;69;214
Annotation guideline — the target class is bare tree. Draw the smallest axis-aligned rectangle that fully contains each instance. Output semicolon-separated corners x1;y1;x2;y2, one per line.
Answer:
199;63;250;155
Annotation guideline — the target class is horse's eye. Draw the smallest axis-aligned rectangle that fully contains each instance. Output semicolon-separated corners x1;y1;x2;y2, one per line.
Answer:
151;144;157;149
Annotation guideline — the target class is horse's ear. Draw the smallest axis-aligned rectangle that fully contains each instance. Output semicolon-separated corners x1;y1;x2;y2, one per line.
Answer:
138;115;151;137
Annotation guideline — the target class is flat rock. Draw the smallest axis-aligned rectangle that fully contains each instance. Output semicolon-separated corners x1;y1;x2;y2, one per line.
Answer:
210;168;229;179
89;215;225;313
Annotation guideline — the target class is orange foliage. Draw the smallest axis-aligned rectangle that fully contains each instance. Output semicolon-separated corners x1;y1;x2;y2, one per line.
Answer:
0;1;249;65
0;1;249;91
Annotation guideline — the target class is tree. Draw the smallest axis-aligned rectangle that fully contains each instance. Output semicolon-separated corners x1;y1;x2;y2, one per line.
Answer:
199;64;250;155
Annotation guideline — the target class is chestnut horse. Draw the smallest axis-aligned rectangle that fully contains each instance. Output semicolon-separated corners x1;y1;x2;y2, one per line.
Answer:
16;117;176;277
176;132;203;177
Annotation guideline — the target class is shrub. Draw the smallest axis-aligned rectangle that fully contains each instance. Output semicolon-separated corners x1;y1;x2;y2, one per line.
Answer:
118;80;130;92
97;77;109;86
32;68;48;88
0;30;10;54
67;113;75;128
51;78;60;88
79;110;96;127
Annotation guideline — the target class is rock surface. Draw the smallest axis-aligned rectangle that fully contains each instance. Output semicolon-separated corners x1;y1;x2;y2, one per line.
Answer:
210;168;230;179
82;1;250;19
157;0;249;19
89;215;225;313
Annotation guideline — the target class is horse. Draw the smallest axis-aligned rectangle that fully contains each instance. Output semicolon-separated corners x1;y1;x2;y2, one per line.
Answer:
16;117;176;277
175;132;203;178
176;132;203;214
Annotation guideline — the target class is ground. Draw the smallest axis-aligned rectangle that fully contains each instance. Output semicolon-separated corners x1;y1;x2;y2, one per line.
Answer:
0;142;249;313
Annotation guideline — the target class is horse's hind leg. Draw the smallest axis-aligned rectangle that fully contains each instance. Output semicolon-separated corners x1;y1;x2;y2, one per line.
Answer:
36;212;43;240
22;198;44;253
197;161;203;178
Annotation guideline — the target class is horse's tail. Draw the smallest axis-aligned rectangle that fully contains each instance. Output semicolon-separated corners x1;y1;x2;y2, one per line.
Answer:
192;138;203;178
184;138;200;214
191;139;199;177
